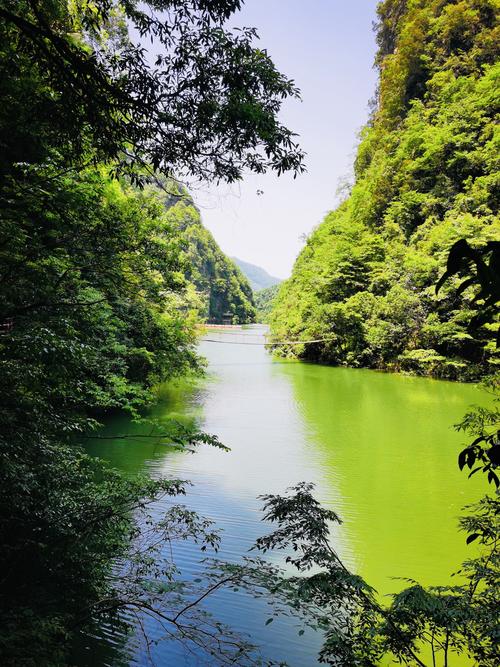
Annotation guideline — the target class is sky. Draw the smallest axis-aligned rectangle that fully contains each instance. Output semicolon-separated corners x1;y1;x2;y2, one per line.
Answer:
191;0;380;279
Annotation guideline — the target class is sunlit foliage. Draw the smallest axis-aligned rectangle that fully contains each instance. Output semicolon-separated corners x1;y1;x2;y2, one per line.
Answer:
255;284;280;322
0;1;298;662
153;183;256;323
271;0;499;380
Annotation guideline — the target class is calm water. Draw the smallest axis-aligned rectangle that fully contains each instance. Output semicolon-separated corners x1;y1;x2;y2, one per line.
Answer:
76;326;486;666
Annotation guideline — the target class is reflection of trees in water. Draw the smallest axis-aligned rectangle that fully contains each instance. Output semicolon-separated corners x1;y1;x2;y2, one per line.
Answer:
275;363;485;593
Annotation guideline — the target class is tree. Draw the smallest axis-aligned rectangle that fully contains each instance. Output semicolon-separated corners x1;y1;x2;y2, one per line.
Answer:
437;239;500;486
0;0;305;183
230;478;497;667
0;1;304;662
269;0;499;380
221;237;499;667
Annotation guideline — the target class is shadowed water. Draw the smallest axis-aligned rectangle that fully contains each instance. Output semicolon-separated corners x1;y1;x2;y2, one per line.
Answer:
74;326;486;666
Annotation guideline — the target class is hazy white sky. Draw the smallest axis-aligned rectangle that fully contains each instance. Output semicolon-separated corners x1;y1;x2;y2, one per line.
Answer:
193;1;380;279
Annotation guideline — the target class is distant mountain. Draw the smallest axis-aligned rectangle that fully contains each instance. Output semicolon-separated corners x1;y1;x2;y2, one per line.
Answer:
232;257;282;292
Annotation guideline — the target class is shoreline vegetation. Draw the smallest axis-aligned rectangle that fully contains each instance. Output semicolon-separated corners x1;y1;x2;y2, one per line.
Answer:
0;0;301;662
0;1;498;666
269;0;499;383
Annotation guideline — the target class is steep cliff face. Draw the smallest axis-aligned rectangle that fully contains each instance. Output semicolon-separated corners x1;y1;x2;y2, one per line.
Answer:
270;0;499;379
156;188;256;324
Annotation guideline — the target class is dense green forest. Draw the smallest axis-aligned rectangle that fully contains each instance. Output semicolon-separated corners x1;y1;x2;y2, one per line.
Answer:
0;0;301;663
156;187;256;323
255;283;281;322
0;0;498;665
270;0;499;380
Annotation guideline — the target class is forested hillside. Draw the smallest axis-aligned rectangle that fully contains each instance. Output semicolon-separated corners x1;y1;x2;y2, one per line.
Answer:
232;257;282;291
156;187;255;323
271;0;499;380
255;284;280;322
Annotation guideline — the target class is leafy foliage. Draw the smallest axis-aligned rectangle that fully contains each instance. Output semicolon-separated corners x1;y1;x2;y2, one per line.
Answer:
270;0;499;380
456;385;500;488
0;0;301;662
437;239;500;345
0;163;206;663
224;480;498;667
154;184;256;323
436;238;500;486
255;284;280;323
0;0;305;183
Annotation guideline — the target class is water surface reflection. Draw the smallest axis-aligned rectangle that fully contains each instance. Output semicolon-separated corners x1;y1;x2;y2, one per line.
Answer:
76;329;485;665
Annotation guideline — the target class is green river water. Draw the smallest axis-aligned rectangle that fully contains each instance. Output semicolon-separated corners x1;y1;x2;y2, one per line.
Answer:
76;326;487;666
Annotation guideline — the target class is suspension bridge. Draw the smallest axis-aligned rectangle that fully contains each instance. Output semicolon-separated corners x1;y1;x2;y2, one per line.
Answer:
197;324;334;347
